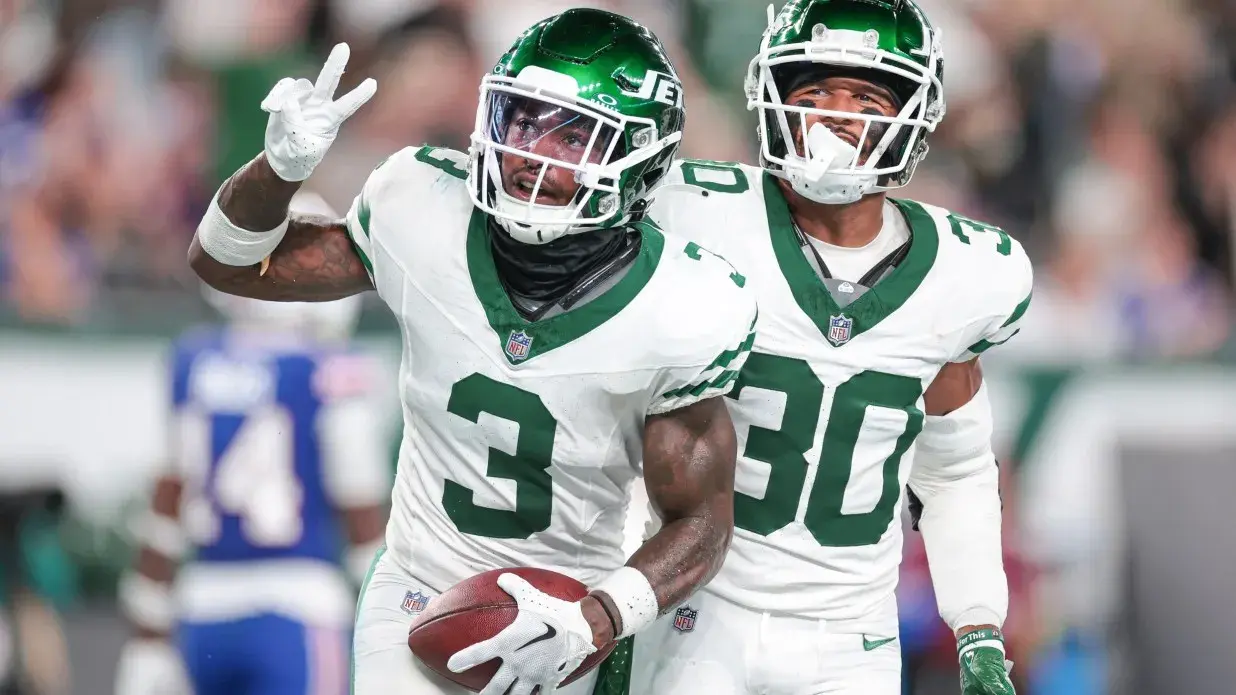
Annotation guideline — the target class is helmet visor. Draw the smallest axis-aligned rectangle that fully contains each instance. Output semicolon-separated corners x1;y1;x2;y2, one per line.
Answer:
476;86;622;215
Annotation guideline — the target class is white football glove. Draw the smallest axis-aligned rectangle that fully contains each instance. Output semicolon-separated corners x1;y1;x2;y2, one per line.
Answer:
114;639;192;695
261;42;377;182
447;573;598;695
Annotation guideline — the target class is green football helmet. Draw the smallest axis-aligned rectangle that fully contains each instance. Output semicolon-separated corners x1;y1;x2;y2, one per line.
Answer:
468;8;686;244
745;0;945;204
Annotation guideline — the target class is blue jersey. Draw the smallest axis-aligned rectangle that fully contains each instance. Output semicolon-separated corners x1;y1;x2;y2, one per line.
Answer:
171;327;365;565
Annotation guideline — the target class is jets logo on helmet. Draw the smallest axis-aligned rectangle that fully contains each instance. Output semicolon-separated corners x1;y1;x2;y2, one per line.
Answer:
614;68;683;107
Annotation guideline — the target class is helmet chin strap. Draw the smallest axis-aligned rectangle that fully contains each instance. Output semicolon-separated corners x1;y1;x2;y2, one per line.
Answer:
785;122;877;205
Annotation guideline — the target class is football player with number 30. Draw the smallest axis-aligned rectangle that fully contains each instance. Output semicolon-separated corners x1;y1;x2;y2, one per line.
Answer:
187;9;756;695
637;1;1029;694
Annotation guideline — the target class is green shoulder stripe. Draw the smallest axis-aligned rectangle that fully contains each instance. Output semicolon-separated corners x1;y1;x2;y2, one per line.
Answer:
348;194;375;276
968;329;1021;355
704;324;757;372
662;368;741;400
662;322;755;400
966;291;1032;355
1003;291;1033;328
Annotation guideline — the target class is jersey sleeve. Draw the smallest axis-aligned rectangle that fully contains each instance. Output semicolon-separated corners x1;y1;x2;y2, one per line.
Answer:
647;159;757;250
951;240;1034;363
312;352;393;508
646;248;759;415
344;146;468;287
344;156;394;285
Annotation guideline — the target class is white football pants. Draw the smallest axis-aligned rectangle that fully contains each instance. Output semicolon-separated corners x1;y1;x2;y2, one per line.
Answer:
631;588;901;695
350;547;599;695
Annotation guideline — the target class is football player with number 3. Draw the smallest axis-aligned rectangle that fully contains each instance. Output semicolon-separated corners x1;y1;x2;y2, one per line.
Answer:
187;9;756;695
638;1;1028;694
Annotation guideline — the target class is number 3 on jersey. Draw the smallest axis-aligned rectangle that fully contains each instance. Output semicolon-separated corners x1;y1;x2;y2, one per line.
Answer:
728;353;924;547
442;374;555;539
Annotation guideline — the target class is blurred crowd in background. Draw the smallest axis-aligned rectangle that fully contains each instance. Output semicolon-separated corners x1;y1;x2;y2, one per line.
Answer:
1;1;1235;694
1;0;1234;360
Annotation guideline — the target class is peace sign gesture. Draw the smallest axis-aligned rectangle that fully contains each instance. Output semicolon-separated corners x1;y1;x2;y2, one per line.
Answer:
260;43;378;182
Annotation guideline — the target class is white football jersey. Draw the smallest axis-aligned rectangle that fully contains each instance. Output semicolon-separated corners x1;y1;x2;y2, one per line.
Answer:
649;160;1032;631
344;147;757;592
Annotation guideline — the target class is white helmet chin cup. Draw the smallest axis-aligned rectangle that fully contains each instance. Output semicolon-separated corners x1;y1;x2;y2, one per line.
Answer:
491;216;578;245
489;181;585;245
784;122;877;205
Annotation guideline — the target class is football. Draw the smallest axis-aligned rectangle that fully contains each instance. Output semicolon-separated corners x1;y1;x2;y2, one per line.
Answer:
407;567;618;692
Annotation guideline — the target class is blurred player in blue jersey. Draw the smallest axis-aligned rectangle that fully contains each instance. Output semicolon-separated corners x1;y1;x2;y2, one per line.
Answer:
114;195;392;695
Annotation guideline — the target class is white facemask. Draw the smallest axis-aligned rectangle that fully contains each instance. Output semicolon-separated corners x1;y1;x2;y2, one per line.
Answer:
784;122;878;205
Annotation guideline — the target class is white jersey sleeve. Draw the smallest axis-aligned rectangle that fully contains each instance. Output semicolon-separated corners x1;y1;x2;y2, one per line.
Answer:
645;236;758;415
345;146;469;287
313;352;392;509
948;215;1034;363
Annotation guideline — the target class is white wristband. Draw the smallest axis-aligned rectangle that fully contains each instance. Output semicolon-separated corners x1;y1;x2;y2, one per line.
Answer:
118;573;176;633
591;567;659;639
958;638;1006;661
197;190;290;267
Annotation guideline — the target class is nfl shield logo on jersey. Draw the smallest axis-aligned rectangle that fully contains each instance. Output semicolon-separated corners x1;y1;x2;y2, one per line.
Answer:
827;314;853;347
401;590;430;615
672;605;698;633
505;330;534;362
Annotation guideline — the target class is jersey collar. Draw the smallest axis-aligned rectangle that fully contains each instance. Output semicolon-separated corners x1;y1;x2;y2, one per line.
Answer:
467;208;665;365
762;173;939;347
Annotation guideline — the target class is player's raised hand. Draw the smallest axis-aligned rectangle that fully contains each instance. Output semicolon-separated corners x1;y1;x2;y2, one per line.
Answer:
447;573;597;695
261;42;377;182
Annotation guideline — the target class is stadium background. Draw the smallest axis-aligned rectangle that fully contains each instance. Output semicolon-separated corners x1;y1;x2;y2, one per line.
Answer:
0;0;1233;693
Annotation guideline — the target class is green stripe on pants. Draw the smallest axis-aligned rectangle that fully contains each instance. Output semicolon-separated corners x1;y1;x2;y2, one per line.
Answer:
591;637;635;695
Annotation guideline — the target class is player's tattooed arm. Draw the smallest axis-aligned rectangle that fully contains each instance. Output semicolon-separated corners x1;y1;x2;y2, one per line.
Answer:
188;153;373;301
631;396;738;610
581;397;737;644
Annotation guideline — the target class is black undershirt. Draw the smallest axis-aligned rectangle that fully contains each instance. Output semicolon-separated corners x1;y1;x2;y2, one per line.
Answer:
487;218;639;317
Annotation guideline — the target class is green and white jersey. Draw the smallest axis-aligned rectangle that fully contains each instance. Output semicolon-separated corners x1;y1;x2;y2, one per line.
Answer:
343;147;756;592
649;160;1032;630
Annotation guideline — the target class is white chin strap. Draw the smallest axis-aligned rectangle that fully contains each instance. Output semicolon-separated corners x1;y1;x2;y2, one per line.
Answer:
784;122;878;205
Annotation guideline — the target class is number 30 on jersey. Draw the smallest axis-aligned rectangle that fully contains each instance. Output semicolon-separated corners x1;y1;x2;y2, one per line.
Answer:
728;353;924;548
